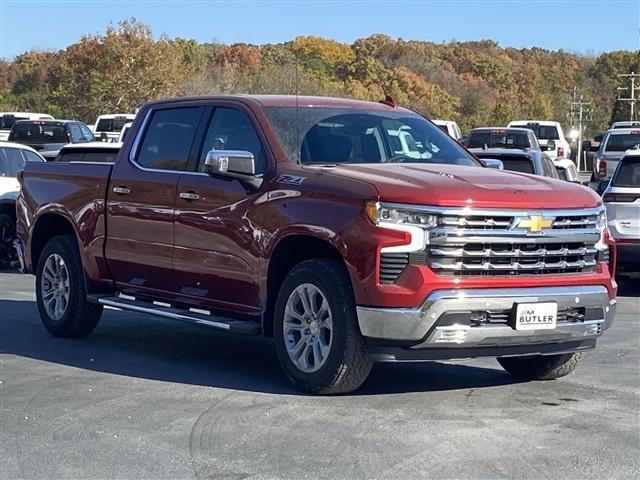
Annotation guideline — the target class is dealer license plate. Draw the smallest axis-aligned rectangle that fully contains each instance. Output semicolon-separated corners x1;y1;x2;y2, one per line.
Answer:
515;302;558;330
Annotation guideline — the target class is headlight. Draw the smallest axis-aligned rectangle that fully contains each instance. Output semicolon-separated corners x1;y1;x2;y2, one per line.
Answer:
366;202;436;253
366;202;437;228
595;208;609;261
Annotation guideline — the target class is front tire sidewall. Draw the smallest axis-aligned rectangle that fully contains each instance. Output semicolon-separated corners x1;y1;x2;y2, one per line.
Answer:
274;261;356;393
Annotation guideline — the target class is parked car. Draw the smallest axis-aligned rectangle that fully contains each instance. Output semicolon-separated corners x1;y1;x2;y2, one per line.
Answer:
507;120;571;160
432;120;462;141
8;119;95;160
118;122;133;143
53;142;122;163
471;147;559;179
465;127;540;150
602;150;640;278
92;114;136;142
0;112;54;142
0;142;45;268
15;95;616;394
593;128;640;180
553;158;580;183
610;121;640;129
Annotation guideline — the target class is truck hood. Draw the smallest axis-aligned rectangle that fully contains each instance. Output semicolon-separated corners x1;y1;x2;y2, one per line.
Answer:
312;163;600;209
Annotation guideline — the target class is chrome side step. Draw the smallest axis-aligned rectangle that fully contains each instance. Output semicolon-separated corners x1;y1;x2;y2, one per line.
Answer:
88;295;261;335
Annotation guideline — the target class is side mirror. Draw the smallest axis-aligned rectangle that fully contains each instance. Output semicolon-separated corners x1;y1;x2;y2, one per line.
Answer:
203;149;262;189
100;132;108;142
596;179;610;195
594;133;603;143
543;140;556;151
480;158;504;170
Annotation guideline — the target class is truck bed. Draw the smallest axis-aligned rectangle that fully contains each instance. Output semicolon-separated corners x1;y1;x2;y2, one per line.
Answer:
18;161;113;279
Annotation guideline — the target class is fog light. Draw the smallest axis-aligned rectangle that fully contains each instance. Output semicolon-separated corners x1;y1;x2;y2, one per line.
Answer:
433;326;469;344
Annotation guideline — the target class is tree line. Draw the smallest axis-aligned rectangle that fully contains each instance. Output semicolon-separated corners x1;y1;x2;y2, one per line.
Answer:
1;19;638;134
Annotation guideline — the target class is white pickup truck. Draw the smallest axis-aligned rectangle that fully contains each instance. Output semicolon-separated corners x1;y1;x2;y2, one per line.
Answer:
91;114;136;142
507;120;571;161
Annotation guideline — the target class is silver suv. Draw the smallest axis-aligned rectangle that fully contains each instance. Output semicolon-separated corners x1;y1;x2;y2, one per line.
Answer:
594;128;640;180
603;151;640;277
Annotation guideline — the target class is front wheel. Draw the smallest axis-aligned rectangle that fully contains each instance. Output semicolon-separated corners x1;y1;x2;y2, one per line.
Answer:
498;352;584;380
35;235;103;338
273;259;373;394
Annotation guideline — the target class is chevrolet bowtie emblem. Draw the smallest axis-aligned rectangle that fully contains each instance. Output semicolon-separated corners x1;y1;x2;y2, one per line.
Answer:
516;215;554;232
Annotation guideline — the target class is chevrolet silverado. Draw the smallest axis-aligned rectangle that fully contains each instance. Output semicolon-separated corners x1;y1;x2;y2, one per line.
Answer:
15;95;617;394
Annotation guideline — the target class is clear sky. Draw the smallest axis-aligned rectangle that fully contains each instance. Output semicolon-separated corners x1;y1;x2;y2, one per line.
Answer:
0;0;638;59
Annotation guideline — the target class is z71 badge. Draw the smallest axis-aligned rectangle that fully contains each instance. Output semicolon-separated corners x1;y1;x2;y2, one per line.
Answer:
277;174;306;185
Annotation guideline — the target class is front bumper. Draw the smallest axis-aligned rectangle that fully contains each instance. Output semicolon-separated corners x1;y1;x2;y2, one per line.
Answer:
357;286;616;361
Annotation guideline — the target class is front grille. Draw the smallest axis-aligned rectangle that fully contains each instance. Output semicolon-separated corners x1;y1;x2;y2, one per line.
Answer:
378;206;603;282
423;241;597;276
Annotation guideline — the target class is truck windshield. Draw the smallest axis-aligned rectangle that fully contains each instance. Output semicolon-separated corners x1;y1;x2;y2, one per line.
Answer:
467;130;530;149
96;118;132;132
605;134;640;152
9;122;69;143
265;107;478;166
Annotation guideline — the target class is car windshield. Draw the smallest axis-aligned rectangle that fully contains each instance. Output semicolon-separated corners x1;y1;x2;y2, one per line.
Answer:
513;124;559;140
612;158;640;187
96;118;132;132
605;133;640;152
467;130;530;149
9;122;69;143
1;115;29;130
264;107;479;166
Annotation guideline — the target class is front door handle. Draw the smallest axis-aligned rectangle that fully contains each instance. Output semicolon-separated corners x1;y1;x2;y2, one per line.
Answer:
179;191;200;201
112;186;131;195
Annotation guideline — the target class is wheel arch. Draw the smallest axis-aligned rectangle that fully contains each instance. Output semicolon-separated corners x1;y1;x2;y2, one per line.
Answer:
263;233;351;337
30;212;78;272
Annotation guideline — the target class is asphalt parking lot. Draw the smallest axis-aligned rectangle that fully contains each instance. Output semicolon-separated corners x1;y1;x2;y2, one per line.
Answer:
1;272;638;480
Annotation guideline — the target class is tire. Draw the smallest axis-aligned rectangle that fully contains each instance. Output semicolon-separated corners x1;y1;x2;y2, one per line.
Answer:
35;235;103;338
497;352;584;381
273;259;373;394
0;213;16;269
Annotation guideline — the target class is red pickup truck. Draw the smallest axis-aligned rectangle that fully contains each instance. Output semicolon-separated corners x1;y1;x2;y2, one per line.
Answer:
15;95;617;394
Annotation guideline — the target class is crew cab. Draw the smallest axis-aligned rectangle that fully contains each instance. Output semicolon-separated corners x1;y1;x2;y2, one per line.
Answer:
91;114;136;142
8;119;95;160
507;120;571;160
0;112;54;142
594;128;640;180
15;95;617;394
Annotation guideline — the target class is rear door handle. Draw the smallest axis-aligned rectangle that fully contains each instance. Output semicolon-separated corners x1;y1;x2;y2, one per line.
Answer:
112;186;131;195
179;191;200;201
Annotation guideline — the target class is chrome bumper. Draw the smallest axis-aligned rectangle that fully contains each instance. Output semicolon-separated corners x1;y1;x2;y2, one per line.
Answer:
12;238;25;272
357;286;616;348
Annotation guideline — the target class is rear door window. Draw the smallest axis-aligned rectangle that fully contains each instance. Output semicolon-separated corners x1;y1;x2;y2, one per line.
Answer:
136;107;204;171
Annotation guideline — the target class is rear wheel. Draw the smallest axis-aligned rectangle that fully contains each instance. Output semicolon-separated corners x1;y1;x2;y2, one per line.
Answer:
35;235;103;338
0;213;16;269
273;259;373;394
498;352;584;380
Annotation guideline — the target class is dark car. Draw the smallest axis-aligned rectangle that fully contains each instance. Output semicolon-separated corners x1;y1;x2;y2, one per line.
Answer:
8;119;95;160
465;127;541;150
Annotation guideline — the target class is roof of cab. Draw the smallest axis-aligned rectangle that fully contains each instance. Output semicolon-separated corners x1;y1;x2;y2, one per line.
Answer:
607;128;640;135
470;127;533;133
0;141;45;156
144;95;414;113
508;120;560;126
95;114;136;119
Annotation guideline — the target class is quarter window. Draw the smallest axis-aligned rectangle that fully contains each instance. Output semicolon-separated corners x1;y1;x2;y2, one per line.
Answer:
0;148;26;176
136;107;204;171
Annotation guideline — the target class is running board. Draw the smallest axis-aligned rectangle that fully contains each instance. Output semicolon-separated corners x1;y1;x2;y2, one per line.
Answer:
88;295;261;335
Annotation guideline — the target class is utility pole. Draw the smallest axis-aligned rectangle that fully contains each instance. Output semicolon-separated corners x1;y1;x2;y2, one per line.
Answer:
617;72;640;121
568;92;592;171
